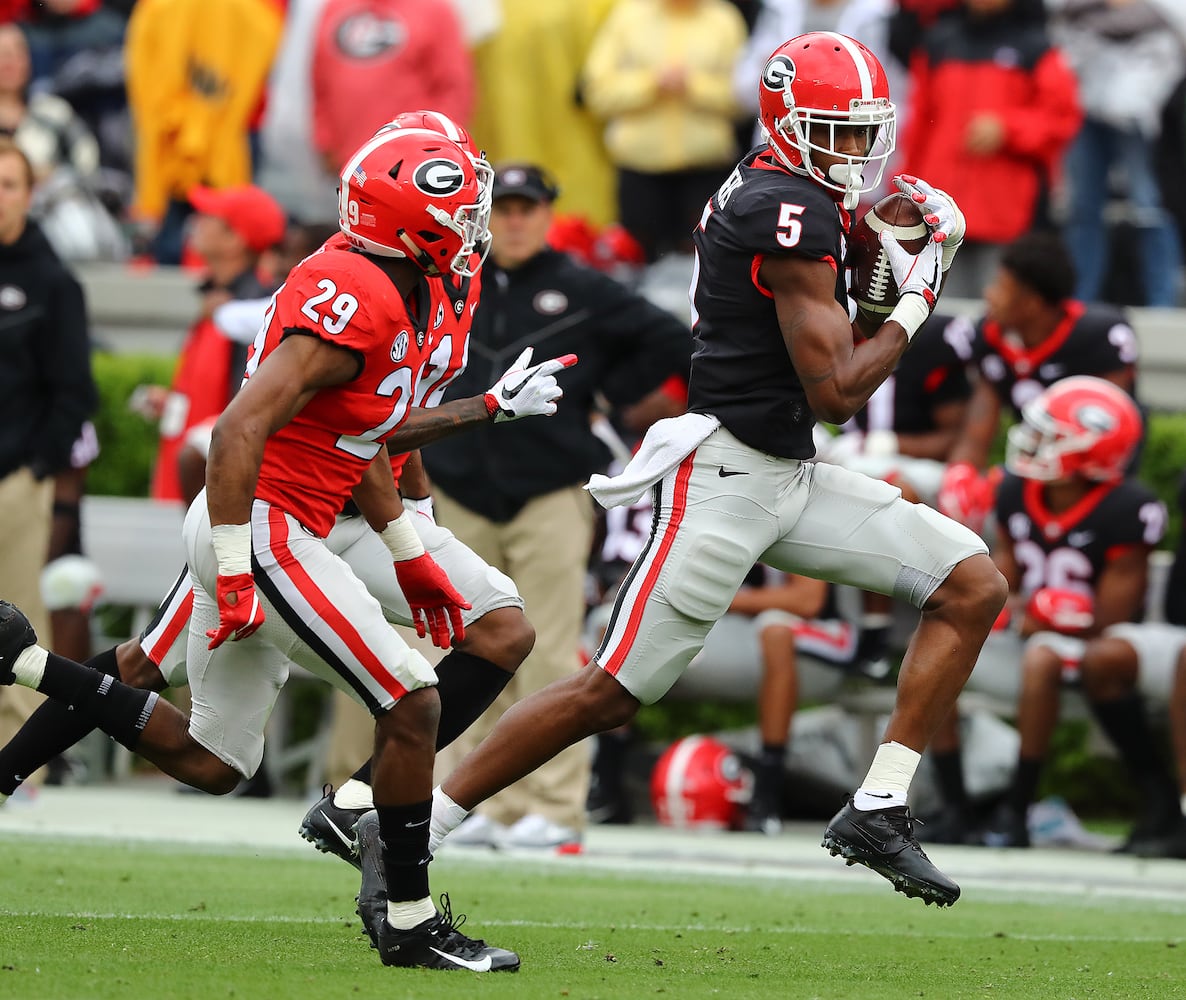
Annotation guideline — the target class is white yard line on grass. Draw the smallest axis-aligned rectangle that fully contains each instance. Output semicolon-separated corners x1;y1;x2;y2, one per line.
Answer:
4;782;1186;908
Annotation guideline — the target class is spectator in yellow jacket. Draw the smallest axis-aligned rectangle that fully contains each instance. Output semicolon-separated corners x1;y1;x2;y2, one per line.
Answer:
125;0;283;264
582;0;746;261
469;0;617;226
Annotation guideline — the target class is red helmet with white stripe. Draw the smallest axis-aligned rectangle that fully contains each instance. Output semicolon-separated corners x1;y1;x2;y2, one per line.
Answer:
373;111;494;264
757;32;896;209
337;129;487;277
1005;376;1142;483
650;736;751;830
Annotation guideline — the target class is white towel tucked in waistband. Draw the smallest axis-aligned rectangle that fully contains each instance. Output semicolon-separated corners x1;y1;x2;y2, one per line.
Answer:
585;412;720;509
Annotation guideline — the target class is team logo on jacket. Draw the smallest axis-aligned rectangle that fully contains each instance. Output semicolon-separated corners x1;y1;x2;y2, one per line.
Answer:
762;54;796;92
0;284;26;310
391;330;410;362
533;290;567;315
335;13;403;59
413;159;466;197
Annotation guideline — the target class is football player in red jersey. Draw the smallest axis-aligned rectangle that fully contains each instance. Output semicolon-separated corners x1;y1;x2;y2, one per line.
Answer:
0;115;566;871
422;33;1008;908
927;378;1163;846
0;129;567;971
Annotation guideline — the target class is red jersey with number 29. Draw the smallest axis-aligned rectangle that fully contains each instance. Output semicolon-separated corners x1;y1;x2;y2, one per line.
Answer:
247;243;435;537
318;233;480;486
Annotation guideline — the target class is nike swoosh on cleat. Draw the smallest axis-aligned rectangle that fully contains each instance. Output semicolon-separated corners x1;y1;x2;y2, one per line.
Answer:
866;792;893;798
717;467;748;478
430;948;492;972
319;811;355;850
405;818;430;828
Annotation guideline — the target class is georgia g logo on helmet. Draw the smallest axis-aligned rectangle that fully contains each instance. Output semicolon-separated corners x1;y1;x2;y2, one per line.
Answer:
413;158;467;197
762;54;796;92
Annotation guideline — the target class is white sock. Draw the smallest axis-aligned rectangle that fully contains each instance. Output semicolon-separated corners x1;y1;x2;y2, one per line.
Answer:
854;740;921;810
386;895;437;930
332;778;374;810
11;645;47;689
429;785;469;853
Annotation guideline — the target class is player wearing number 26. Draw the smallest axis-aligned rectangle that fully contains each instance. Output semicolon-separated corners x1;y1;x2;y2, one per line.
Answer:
426;34;1006;908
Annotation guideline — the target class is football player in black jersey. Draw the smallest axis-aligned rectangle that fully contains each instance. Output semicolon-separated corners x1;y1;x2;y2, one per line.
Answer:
425;33;1008;908
1075;471;1186;858
951;378;1164;847
938;231;1141;533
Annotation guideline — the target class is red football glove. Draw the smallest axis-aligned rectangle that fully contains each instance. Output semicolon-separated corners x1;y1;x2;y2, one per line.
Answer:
206;572;265;649
394;552;472;649
1026;587;1095;635
937;461;994;532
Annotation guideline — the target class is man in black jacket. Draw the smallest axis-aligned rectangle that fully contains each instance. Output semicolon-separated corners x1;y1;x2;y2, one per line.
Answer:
422;163;691;848
0;138;96;779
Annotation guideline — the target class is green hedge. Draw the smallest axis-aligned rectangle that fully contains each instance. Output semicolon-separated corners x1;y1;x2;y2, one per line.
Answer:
89;352;176;497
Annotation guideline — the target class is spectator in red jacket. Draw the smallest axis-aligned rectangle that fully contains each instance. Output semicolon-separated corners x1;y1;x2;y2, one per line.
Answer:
900;0;1081;299
146;184;285;504
310;0;473;175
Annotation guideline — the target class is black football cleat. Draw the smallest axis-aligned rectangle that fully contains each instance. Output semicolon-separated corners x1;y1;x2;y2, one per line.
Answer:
0;601;36;685
299;785;368;869
376;893;520;972
355;809;387;949
822;797;961;907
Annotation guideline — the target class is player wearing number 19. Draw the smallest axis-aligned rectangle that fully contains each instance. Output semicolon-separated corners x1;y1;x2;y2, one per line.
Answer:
0;128;525;971
426;33;1007;908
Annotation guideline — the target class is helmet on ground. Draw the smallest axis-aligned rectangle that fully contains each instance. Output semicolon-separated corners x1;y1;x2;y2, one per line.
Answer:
1005;375;1142;483
650;735;751;830
338;129;487;277
757;32;896;209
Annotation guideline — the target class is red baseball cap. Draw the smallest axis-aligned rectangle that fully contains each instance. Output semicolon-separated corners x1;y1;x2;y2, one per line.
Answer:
188;184;287;253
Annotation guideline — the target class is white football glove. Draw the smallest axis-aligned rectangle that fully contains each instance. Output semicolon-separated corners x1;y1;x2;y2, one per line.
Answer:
880;231;943;340
484;347;579;423
881;230;943;308
893;174;965;272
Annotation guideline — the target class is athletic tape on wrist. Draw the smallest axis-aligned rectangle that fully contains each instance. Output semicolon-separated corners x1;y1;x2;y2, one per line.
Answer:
887;293;931;342
211;523;252;575
380;514;426;562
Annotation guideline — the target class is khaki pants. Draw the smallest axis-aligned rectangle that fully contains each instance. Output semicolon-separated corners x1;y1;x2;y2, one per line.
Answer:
0;468;52;787
433;485;594;831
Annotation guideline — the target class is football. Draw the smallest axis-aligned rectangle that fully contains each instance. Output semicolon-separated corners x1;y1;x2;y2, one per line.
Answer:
848;192;930;335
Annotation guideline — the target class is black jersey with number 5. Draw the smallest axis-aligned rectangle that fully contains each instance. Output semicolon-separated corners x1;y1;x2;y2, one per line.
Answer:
994;471;1166;598
687;147;848;459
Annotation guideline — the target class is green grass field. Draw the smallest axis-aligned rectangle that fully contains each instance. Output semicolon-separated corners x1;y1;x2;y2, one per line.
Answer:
1;835;1183;1000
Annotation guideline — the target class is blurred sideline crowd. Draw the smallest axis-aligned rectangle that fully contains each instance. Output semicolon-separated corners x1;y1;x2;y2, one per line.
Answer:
4;0;1186;858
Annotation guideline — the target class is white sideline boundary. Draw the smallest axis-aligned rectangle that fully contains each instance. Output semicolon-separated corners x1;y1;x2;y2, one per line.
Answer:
3;781;1186;909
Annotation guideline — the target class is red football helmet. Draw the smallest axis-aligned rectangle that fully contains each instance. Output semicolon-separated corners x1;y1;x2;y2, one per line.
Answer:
1005;376;1142;483
338;129;487;277
757;32;896;209
650;736;751;830
373;111;494;254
